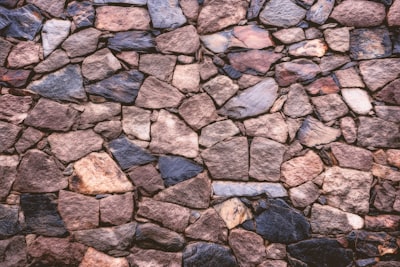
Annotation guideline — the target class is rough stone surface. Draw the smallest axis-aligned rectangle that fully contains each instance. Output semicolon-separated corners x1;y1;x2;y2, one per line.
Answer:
284;84;313;118
108;31;155;52
179;93;218;130
228;50;282;74
199;120;240;147
307;0;335;24
0;67;31;88
66;1;95;29
159;156;203;187
388;0;400;26
324;27;350;53
350;27;392;60
172;64;200;93
34;49;70;73
122;106;150;141
61;28;101;58
0;236;27;267
335;67;364;88
139;54;176;82
212;181;287;198
229;228;267;266
82;48;121;81
358;117;400;148
331;142;373;171
127;248;182;267
100;192;133;225
156;25;199;54
147;0;186;29
128;164;164;196
0;204;20;239
260;0;306;27
289;181;320;208
0;121;20;154
214;197;253;229
95;6;150;31
297;116;341;147
340;117;357;144
275;59;320;86
79;102;121;126
135;223;185;252
273;28;305;44
0;156;18;201
80;247;129;267
203;75;239;106
359;58;400;91
42;19;71;57
375;106;400;123
183;242;238;267
311;93;349;121
288;39;328;57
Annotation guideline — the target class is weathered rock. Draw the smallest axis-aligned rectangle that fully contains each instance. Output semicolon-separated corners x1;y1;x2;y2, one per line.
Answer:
359;58;400;91
139;54;176;82
202;75;239;106
307;0;335;24
62;28;101;58
21;194;67;237
13;150;67;193
154;172;211;209
375;79;400;105
149;110;198;158
180;0;199;20
0;94;32;124
183;242;238;267
281;151;324;187
93;0;146;3
199;120;240;147
265;243;286;260
172;64;200;93
358;117;400;148
372;163;400;182
28;65;86;102
7;41;40;68
121;106;150;141
388;0;400;26
347;230;398;257
212;181;287;198
283;83;313;118
311;93;348;121
297;116;341;147
42;19;71;57
0;236;27;267
185;208;228;244
350;27;392;60
340;117;357;144
334;67;364;88
79;247;129;267
232;25;274;49
259;260;287;267
82;48;121;81
0;67;31;87
137;197;190;232
365;215;400;232
0;156;18;201
135;223;185;252
199;57;218;80
58;190;99;231
250;137;286;182
247;0;266;19
108;31;155;52
202;137;248;180
99;192;133;226
147;0;186;29
116;51;139;68
66;1;95;29
288;39;328;57
229;228;266;266
200;32;233;54
375;106;400;123
94;121;122;140
322;166;373;214
127;248;182;267
214;197;253;229
71;152;134;195
228;50;281;74
197;0;247;34
373;182;397;212
27;0;64;17
260;0;306;27
34;49;70;73
79;102;121;126
15;127;44;154
159;156;203;187
219;78;278;119
331;142;373;171
289;181;319;208
95;6;150;31
156;25;199;54
179;93;218;130
222;64;242;80
128;164;164;196
387;149;400;168
324;27;350;52
320;54;350;73
273;28;305;44
0;204;19;239
275;59;320;87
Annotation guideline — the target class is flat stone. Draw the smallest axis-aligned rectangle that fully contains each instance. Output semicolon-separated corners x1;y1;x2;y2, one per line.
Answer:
128;164;164;196
0;204;19;239
28;65;86;103
359;58;400;91
232;25;274;49
245;113;288;144
15;127;44;154
358;117;400;148
372;163;400;182
201;137;248;180
229;228;266;266
273;28;305;44
0;67;31;87
155;172;211;209
340;117;357;144
13;150;67;193
127;248;182;267
137;197;190;232
375;79;400;104
350;27;392;60
80;247;129;267
214;197;253;229
27;0;64;17
365;214;400;231
183;242;238;267
324;27;350;53
200;31;233;54
297;116;341;147
388;0;400;26
82;48;121;81
179;93;218;130
0;94;32;124
139;54;176;82
0;236;27;267
159;156;203;187
185;208;228;244
34;50;70;73
375;106;400;123
281;150;324;187
147;0;186;29
288;39;328;57
0;156;18;200
7;41;40;68
135;223;185;252
58;190;99;231
21;193;67;237
212;181;287;198
222;65;242;80
260;0;306;27
100;192;133;225
228;50;282;74
387;149;400;168
219;78;278;119
197;0;247;34
156;25;199;54
122;106;150;141
347;230;398;258
307;0;335;24
334;67;364;88
172;64;200;93
275;59;320;87
95;6;150;31
322;166;373;214
116;51;139;68
42;19;71;57
320;54;350;73
94;121;122;140
108;31;155;52
202;75;239;106
199;120;240;147
331;142;373;171
62;28;101;58
199;57;218;80
48;130;103;163
79;102;121;126
311;93;348;121
109;136;155;170
149;110;198;158
71;152;134;195
66;1;95;29
283;83;313;118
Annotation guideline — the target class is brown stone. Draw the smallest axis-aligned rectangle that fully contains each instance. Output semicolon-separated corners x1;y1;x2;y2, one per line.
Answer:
27;0;65;17
388;0;400;26
15;127;44;154
180;0;199;20
229;228;266;266
281;151;324;187
0;37;12;66
13;149;67;193
258;260;288;267
335;67;364;88
179;93;218;130
127;247;182;267
244;113;288;143
331;142;373;171
320;54;350;73
128;164;164;196
99;192;134;226
375;106;400;123
372;163;400;182
232;25;274;49
7;41;40;68
82;48;121;81
71;152;134;195
340;117;357;144
79;102;121;126
34;50;70;73
95;6;150;31
0;155;18;200
199;57;218;81
373;149;388;165
156;25;200;54
139;54;176;82
273;28;305;44
135;223;185;252
311;93;348;122
202;75;239;106
387;149;400;168
62;28;101;58
214;197;253;229
137;197;190;232
199;120;240;147
288;39;328;57
350;27;392;60
80;247;129;267
375;79;400;105
275;59;320;87
121;106;150;141
0;94;32;124
297;116;341;147
283;83;313;118
0;236;27;267
228;50;282;74
365;215;400;232
94;121;122;140
0;67;31;87
324;28;350;53
358;117;400;148
289;181;320;208
374;182;397;212
172;64;200;93
265;243;286;260
305;76;340;95
58;190;99;231
359;58;400;92
116;51;139;68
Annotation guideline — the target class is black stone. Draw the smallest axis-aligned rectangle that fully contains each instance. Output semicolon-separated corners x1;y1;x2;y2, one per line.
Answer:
347;230;398;258
159;156;203;187
0;204;20;239
0;0;18;8
108;31;155;52
66;1;95;29
183;242;238;267
85;70;144;103
247;0;266;19
20;194;67;237
254;199;310;243
109;136;156;170
222;65;242;80
287;238;353;267
350;27;392;60
135;223;185;252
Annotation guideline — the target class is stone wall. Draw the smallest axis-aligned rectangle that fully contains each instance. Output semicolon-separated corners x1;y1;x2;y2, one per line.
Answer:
0;0;400;266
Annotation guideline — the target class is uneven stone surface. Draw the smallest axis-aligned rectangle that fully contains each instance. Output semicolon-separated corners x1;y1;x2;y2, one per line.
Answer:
358;117;400;148
228;50;282;74
203;75;239;106
128;247;182;267
359;58;400;91
7;41;40;68
158;156;203;187
128;164;164;196
147;0;186;29
156;25;199;54
331;142;373;171
95;6;150;31
214;197;253;229
139;54;176;82
135;223;185;252
212;181;287;198
289;181;319;208
199;120;240;147
288;39;328;57
62;28;101;58
350;27;392;60
229;228;266;266
260;0;306;27
82;48;121;81
297;116;341;147
0;94;34;124
284;83;313;118
100;192;133;225
183;242;238;267
42;19;71;57
275;59;320;86
179;93;218;130
80;247;129;267
0;236;27;267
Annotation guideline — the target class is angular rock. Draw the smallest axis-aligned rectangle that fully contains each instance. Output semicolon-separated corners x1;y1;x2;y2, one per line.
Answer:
347;230;398;257
388;0;400;26
13;150;67;193
27;0;64;17
324;27;350;53
350;27;392;60
335;67;364;88
212;181;287;198
0;204;19;239
139;54;176;82
197;0;247;34
135;223;185;252
331;142;373;171
306;76;340;95
183;242;238;267
387;149;400;168
222;64;242;80
232;25;274;49
172;63;200;93
375;106;400;123
179;93;218;130
297;116;341;147
127;248;182;267
0;156;18;200
322;166;373;214
109;136;155;170
100;192;133;225
200;31;233;53
28;65;86;102
156;25;199;54
320;54;350;73
185;208;228;244
288;39;328;57
289;181;319;208
311;93;348;121
147;0;186;29
372;163;400;182
34;49;70;73
0;94;32;124
358;117;400;148
20;194;67;237
79;247;129;267
214;198;253;229
95;6;150;31
159;156;203;187
275;59;320;87
283;83;313;118
122;106;150;141
199;120;240;147
94;121;122;140
281;151;324;187
340;117;357;144
62;28;101;58
0;67;31;88
260;0;306;27
365;215;400;232
79;102;121;126
273;28;305;44
265;244;287;260
128;164;164;196
71;152;134;195
7;41;40;68
180;0;199;20
375;79;400;104
247;0;267;19
0;236;27;267
373;182;397;212
199;57;218;80
307;0;335;24
82;48;121;81
202;137;248;180
93;0;146;3
42;19;71;57
15;127;43;154
66;1;95;29
116;51;139;68
202;75;239;106
154;172;211;209
149;110;198;158
137;197;190;232
108;31;155;52
58;190;99;231
219;78;278;119
362;59;400;92
229;50;281;75
229;228;266;266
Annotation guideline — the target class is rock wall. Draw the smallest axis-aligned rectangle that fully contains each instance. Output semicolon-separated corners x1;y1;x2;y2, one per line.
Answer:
0;0;400;266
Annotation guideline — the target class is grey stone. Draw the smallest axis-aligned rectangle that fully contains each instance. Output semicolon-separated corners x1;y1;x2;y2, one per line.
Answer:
358;117;400;148
183;242;238;267
42;19;71;57
320;54;350;73
62;28;101;58
26;0;65;17
159;156;203;187
212;181;287;198
0;235;27;267
139;54;176;82
34;50;70;73
289;181;320;208
298;116;341;147
66;1;95;29
108;31;155;52
147;0;186;29
283;83;313;118
260;0;306;27
135;223;185;252
0;156;18;201
0;204;20;239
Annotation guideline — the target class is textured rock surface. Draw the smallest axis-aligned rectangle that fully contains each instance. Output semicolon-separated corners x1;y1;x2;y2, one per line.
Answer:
183;242;238;267
212;181;287;198
95;6;150;31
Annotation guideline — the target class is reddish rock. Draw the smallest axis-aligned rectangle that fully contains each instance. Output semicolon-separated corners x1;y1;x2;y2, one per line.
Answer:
0;155;18;200
365;215;400;231
387;149;400;168
283;83;313;118
232;25;274;49
244;113;288;143
0;67;31;87
179;93;218;130
0;94;32;124
116;51;139;68
372;163;400;182
228;50;282;74
135;223;185;252
180;0;199;20
331;142;373;171
80;247;129;267
273;28;305;44
305;76;340;95
340;117;357;144
172;64;200;93
229;228;266;266
202;75;239;106
335;67;364;88
82;48;121;81
311;93;348;121
0;236;27;267
95;6;150;31
128;164;164;196
122;106;150;141
127;247;182;267
388;0;400;26
7;41;40;68
275;59;320;87
288;39;328;57
100;192;134;225
324;27;350;53
359;58;400;92
139;54;176;82
156;25;199;54
375;78;400;105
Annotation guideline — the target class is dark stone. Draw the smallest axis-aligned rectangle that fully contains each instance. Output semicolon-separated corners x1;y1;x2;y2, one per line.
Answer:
20;194;67;237
347;230;398;258
222;65;242;80
374;79;400;105
108;31;155;52
0;37;11;66
358;117;400;148
373;182;396;212
147;0;186;29
0;0;18;8
350;27;392;60
85;70;144;103
247;0;266;19
254;199;310;243
109;136;156;170
393;30;400;54
0;11;8;30
66;1;95;29
128;164;165;196
159;156;203;187
0;67;31;88
135;223;185;252
287;238;353;267
0;204;20;239
0;235;27;267
183;242;238;267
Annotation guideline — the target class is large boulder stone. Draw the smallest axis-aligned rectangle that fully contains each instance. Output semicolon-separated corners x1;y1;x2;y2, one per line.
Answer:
183;242;238;267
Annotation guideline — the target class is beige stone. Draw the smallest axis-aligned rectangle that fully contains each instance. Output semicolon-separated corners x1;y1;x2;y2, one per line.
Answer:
203;75;239;106
288;39;328;57
324;28;350;52
199;120;240;147
387;149;400;168
139;54;176;82
156;25;200;54
172;64;200;93
80;247;129;267
179;93;218;130
273;28;305;44
244;113;288;143
7;41;40;68
82;48;121;81
214;197;253;229
122;106;151;141
335;67;364;88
